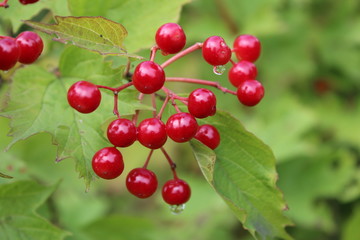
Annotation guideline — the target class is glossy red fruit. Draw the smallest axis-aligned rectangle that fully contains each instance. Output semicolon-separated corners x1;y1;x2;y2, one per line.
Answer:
0;37;20;71
155;23;186;54
228;60;257;87
236;79;264;106
132;61;165;94
188;88;216;118
92;147;124;179
166;112;198;143
137;118;167;149
126;168;158;198
16;31;43;64
194;124;220;150
233;34;261;62
202;36;231;66
107;118;136;147
19;0;39;4
67;81;101;113
162;179;191;205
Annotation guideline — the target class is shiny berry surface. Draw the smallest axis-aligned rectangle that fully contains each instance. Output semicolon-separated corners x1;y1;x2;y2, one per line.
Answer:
126;168;158;198
155;23;186;54
132;61;165;94
233;34;261;62
202;36;231;66
166;112;198;143
228;60;257;87
194;124;220;150
107;118;137;147
92;147;124;179
19;0;39;4
0;37;20;71
137;118;167;149
16;31;43;64
236;79;264;106
162;179;191;205
188;88;216;118
67;81;101;113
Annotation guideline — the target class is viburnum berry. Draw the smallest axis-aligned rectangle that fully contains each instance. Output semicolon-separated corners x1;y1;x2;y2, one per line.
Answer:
188;88;216;118
67;81;101;113
233;34;261;62
92;147;124;179
126;168;158;198
137;118;167;149
162;178;191;205
19;0;39;4
0;36;20;71
16;31;43;64
236;79;264;106
132;61;165;94
228;60;258;88
194;124;220;150
107;118;137;147
155;23;186;54
166;112;198;143
202;36;231;66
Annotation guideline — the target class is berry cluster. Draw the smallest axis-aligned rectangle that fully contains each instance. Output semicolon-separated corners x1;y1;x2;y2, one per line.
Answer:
66;23;264;212
0;31;43;71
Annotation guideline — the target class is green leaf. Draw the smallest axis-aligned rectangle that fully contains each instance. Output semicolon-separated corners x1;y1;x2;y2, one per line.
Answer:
0;180;68;240
190;111;293;240
24;16;140;58
342;204;360;240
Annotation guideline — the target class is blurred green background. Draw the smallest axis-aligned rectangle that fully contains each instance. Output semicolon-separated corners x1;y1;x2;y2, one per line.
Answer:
1;0;360;239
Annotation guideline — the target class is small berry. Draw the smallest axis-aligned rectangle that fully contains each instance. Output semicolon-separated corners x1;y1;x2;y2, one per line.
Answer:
126;168;158;198
188;88;216;118
166;112;198;143
92;147;124;179
0;37;20;71
202;36;231;66
19;0;39;4
16;31;43;64
236;79;264;106
132;61;165;94
137;118;167;149
233;34;261;62
155;23;186;54
107;118;137;147
162;179;191;205
194;124;220;150
228;60;257;87
67;81;101;113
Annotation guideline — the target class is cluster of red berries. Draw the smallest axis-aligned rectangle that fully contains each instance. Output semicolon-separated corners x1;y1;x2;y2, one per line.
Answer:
0;31;43;71
66;23;264;211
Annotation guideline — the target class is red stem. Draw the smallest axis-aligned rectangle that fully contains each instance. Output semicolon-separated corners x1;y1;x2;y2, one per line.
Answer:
161;42;203;69
113;92;120;118
151;93;157;117
132;93;144;125
150;46;160;62
161;147;178;179
143;149;154;169
156;95;170;119
0;0;9;8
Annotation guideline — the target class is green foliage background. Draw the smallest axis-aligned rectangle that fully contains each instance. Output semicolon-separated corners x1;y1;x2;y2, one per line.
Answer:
1;0;360;239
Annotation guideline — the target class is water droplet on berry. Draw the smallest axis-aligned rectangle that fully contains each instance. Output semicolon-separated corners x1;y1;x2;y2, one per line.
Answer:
213;65;226;75
169;204;185;215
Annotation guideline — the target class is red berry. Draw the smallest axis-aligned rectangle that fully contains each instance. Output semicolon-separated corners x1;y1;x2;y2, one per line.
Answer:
166;112;198;143
107;118;136;147
188;88;216;118
155;23;186;54
236;80;264;106
194;124;220;150
228;60;257;87
137;118;167;149
16;31;43;64
0;37;20;71
233;35;261;62
19;0;39;4
67;81;101;113
162;179;191;205
202;36;231;66
126;168;158;198
132;61;165;94
92;147;124;179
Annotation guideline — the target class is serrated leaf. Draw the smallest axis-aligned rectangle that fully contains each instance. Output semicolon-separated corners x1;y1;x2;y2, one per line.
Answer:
0;180;68;240
190;111;293;240
24;16;140;58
